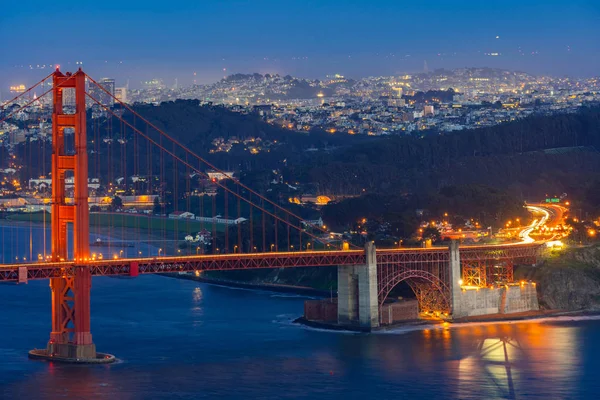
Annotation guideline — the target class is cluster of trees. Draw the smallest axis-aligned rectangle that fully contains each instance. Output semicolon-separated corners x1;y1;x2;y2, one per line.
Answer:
289;106;600;198
321;184;526;241
10;100;600;231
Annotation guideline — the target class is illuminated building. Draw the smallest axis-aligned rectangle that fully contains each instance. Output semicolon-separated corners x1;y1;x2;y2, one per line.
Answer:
89;78;116;107
115;87;128;103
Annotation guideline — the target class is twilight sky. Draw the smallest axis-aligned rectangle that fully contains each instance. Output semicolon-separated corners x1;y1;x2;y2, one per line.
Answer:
0;0;599;90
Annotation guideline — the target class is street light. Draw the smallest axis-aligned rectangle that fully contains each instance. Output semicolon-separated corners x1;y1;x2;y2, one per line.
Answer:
234;245;238;253
270;244;275;252
158;248;162;257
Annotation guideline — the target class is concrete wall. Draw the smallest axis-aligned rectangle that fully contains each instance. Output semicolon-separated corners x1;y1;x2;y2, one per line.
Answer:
504;284;539;313
454;283;539;318
380;300;419;325
304;299;337;322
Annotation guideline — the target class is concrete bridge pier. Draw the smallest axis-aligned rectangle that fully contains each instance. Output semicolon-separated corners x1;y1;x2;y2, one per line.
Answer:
337;242;379;330
449;240;466;319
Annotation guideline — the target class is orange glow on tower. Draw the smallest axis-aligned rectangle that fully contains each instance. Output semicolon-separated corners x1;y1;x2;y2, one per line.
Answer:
47;68;95;359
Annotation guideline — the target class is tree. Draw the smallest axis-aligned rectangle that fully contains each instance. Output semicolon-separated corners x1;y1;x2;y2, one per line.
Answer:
153;197;162;215
422;226;441;242
111;196;123;211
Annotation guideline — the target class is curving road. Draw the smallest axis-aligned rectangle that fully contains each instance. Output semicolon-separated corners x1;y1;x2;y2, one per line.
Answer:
520;203;566;243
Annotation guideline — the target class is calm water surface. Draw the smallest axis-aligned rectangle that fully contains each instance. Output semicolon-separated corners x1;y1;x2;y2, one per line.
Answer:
1;226;600;399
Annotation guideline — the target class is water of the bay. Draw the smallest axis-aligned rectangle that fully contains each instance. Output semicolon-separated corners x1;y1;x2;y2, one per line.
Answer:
1;225;600;399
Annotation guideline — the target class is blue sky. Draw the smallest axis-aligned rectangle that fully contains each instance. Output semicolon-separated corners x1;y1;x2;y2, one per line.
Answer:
1;0;598;89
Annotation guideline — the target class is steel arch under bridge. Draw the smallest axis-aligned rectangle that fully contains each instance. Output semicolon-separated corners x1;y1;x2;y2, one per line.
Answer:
374;243;541;315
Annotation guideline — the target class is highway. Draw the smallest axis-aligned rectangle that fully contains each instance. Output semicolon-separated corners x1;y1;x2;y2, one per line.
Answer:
520;203;567;243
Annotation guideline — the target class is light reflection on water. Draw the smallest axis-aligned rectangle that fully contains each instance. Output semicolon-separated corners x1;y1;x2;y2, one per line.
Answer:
2;276;596;399
455;323;580;399
0;225;598;399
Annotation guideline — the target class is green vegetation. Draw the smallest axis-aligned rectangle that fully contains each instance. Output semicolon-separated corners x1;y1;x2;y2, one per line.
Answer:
7;212;227;236
322;184;526;237
289;106;600;198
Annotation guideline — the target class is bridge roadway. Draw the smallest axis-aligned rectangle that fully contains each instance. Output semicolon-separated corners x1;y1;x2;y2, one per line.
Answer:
0;243;541;283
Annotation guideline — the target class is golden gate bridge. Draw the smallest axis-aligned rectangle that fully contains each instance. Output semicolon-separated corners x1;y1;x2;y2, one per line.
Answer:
0;69;542;363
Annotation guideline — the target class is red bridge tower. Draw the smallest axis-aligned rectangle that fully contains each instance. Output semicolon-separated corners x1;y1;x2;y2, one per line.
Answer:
30;69;111;363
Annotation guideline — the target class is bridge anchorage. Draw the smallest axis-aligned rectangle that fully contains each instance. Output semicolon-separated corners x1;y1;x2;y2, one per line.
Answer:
326;241;542;330
0;69;544;361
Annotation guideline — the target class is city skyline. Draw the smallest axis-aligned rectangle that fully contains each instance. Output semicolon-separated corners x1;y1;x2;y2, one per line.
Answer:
1;0;599;89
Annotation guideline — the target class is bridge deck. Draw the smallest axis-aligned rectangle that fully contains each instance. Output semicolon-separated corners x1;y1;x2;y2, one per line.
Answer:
0;244;542;282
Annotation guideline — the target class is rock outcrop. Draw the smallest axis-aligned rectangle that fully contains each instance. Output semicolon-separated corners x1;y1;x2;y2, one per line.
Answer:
516;245;600;311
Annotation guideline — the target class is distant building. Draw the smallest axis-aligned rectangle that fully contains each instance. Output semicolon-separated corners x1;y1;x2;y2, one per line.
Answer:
115;87;128;103
424;105;435;116
89;78;116;107
29;177;100;191
169;211;195;219
301;217;324;228
206;171;234;181
195;216;247;225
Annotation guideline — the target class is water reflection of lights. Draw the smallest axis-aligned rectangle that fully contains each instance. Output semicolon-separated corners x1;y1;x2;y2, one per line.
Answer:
191;287;204;319
193;287;203;302
458;323;579;399
459;334;523;398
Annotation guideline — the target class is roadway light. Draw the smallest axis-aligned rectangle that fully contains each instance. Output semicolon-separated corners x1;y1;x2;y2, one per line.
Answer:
588;229;596;237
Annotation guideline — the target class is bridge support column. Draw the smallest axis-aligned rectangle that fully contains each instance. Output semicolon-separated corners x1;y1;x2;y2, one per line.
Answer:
449;240;465;319
28;68;113;364
337;242;379;330
337;265;358;324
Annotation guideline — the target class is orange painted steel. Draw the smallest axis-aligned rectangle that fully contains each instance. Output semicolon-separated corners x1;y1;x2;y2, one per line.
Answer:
0;244;542;282
48;69;94;354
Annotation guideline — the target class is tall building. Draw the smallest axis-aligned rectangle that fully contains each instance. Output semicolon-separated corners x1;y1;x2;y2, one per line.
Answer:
89;78;116;107
115;87;128;103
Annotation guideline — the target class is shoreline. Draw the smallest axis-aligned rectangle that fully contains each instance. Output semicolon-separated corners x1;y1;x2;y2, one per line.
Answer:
162;273;332;297
163;272;600;330
5;218;599;329
0;217;182;256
